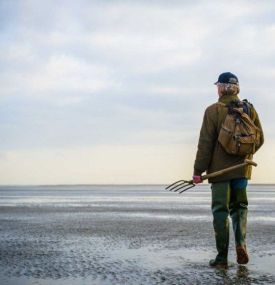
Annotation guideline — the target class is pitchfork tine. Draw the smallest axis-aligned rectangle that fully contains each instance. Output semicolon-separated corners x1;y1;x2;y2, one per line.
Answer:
172;181;194;192
167;181;189;192
171;181;190;192
178;183;195;194
165;179;186;190
166;179;194;192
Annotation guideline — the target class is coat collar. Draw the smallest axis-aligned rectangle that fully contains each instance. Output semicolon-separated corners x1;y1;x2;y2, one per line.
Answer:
218;94;240;104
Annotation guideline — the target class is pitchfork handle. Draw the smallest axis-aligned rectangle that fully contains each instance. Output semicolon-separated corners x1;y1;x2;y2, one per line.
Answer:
201;159;257;181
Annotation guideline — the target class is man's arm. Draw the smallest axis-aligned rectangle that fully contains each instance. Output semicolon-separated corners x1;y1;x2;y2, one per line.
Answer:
193;106;218;177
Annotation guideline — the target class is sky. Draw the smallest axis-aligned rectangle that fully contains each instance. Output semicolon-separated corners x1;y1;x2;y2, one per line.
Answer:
1;0;275;184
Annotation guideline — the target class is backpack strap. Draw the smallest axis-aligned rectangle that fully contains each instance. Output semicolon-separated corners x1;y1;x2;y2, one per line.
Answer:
242;99;252;117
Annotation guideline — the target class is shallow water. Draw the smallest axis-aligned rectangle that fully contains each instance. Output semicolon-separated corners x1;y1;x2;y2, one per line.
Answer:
0;184;275;284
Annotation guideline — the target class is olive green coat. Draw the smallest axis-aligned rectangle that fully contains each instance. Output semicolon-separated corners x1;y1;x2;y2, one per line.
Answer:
194;94;264;183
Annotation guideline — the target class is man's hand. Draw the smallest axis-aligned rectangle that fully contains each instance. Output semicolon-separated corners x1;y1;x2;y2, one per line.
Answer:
193;175;202;184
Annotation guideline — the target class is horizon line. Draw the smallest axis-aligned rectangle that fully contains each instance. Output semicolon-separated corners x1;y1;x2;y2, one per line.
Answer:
0;183;274;187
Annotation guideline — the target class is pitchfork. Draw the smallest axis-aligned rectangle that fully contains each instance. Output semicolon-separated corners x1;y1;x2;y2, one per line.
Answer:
165;159;257;194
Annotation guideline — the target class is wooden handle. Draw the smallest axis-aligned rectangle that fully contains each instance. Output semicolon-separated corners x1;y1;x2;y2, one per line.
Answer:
244;159;257;167
201;160;257;181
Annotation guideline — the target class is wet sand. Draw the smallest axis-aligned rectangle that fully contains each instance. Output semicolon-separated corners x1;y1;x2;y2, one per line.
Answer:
0;185;275;285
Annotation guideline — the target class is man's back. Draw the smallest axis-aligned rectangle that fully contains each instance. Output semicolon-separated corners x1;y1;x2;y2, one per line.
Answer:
194;93;264;183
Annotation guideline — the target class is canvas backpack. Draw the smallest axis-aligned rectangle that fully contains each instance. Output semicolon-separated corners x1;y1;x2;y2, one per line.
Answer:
218;100;261;156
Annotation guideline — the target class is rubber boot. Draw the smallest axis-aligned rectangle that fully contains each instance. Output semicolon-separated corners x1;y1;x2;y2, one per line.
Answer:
231;209;249;264
230;178;249;264
210;182;230;267
210;217;229;267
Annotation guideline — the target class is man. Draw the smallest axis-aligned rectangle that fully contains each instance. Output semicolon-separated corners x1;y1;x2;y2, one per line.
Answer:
193;72;264;267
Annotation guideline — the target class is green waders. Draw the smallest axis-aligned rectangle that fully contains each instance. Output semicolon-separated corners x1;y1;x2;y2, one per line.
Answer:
211;178;248;264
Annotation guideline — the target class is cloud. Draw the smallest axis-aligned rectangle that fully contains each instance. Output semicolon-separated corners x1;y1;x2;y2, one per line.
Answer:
1;54;116;98
27;55;114;93
1;0;275;183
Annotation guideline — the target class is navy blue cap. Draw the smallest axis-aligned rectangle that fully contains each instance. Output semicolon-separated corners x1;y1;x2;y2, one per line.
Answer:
214;72;239;85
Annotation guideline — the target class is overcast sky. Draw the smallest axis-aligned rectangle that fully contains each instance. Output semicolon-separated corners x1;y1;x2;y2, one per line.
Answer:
1;0;275;184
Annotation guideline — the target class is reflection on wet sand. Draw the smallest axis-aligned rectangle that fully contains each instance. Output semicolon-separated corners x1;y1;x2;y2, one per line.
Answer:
213;265;251;285
237;265;249;279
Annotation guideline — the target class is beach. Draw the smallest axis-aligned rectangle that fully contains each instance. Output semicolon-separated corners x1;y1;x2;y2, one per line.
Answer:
0;184;275;285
